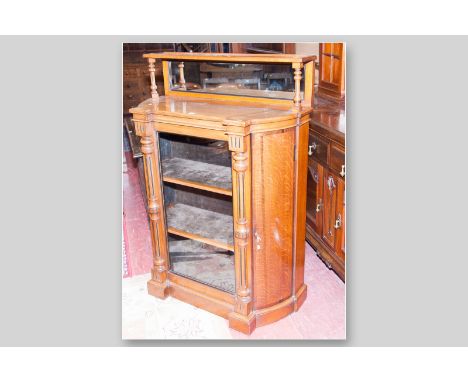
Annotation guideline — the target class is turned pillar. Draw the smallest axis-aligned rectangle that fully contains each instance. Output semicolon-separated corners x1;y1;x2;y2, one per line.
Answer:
133;115;169;298
292;62;303;108
148;58;159;102
178;62;186;90
227;134;255;333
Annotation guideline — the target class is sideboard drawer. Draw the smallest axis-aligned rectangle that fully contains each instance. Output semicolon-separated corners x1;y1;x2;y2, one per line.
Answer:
308;132;329;165
330;143;345;177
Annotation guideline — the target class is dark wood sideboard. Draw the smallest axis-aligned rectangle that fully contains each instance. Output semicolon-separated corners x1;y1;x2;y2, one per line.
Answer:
306;95;345;281
305;42;345;282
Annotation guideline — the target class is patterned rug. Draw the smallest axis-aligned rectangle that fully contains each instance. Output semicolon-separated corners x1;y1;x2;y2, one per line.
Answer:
122;273;233;339
122;215;130;278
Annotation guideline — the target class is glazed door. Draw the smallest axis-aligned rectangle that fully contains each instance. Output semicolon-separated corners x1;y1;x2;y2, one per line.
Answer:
306;160;323;236
322;170;339;249
318;43;345;98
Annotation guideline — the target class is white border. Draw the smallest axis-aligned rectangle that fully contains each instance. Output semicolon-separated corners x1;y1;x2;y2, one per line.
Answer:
1;347;468;381
1;1;468;34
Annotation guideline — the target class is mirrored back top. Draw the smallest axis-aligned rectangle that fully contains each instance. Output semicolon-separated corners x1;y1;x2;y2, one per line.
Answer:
143;52;317;107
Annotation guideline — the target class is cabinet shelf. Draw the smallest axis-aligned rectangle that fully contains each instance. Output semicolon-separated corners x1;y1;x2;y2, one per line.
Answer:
162;157;232;196
166;203;234;251
169;238;235;294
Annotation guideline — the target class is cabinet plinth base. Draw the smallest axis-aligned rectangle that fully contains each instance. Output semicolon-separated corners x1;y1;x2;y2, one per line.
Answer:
147;276;308;335
255;284;308;327
228;312;256;334
294;284;308;311
147;279;169;299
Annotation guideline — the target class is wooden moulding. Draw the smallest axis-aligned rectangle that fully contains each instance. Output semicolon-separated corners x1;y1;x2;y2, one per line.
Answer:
156;122;229;141
163;176;232;196
163;87;303;107
167;272;235;318
169;283;233;319
144;52;317;64
148;278;308;333
167;227;234;252
255;284;307;327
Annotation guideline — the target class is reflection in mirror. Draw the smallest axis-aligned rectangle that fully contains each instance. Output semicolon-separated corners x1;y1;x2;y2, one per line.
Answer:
169;61;304;101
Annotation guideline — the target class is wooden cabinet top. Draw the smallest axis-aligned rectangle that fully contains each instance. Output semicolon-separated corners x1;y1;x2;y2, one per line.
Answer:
133;96;310;122
131;96;311;137
143;52;317;64
311;96;346;145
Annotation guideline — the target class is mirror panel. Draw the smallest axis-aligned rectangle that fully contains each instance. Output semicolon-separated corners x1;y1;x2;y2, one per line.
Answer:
168;61;304;101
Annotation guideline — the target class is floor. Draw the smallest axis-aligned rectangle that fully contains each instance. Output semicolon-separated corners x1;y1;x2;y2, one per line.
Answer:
123;150;153;276
122;142;345;340
122;244;345;340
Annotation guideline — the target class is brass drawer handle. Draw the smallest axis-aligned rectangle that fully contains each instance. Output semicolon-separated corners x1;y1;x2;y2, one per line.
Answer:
327;175;335;191
308;142;317;156
340;164;345;177
334;213;342;229
316;198;323;212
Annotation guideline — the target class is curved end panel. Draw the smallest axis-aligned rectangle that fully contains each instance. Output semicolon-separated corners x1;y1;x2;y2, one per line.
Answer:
254;283;307;328
251;128;295;310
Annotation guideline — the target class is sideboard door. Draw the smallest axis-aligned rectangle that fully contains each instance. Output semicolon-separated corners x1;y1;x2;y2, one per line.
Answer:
335;177;345;262
322;170;339;250
306;160;324;237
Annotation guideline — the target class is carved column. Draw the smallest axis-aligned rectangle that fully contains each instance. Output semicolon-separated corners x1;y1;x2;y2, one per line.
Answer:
227;134;255;333
178;62;186;90
148;58;159;102
133;114;169;298
292;62;303;108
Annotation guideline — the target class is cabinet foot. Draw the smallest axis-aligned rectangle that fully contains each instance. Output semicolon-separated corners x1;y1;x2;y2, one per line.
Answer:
147;279;169;299
228;312;256;335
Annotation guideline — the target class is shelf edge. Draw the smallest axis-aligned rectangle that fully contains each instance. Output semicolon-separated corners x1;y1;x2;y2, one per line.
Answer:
163;176;232;196
168;227;234;252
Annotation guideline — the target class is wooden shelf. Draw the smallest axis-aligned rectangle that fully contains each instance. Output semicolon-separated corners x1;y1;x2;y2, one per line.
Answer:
169;238;235;294
162;158;232;196
166;203;234;251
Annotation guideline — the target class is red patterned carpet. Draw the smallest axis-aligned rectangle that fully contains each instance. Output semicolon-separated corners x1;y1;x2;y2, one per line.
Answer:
123;151;153;277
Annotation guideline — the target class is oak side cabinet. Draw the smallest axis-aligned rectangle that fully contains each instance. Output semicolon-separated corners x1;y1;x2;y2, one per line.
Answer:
129;52;316;334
